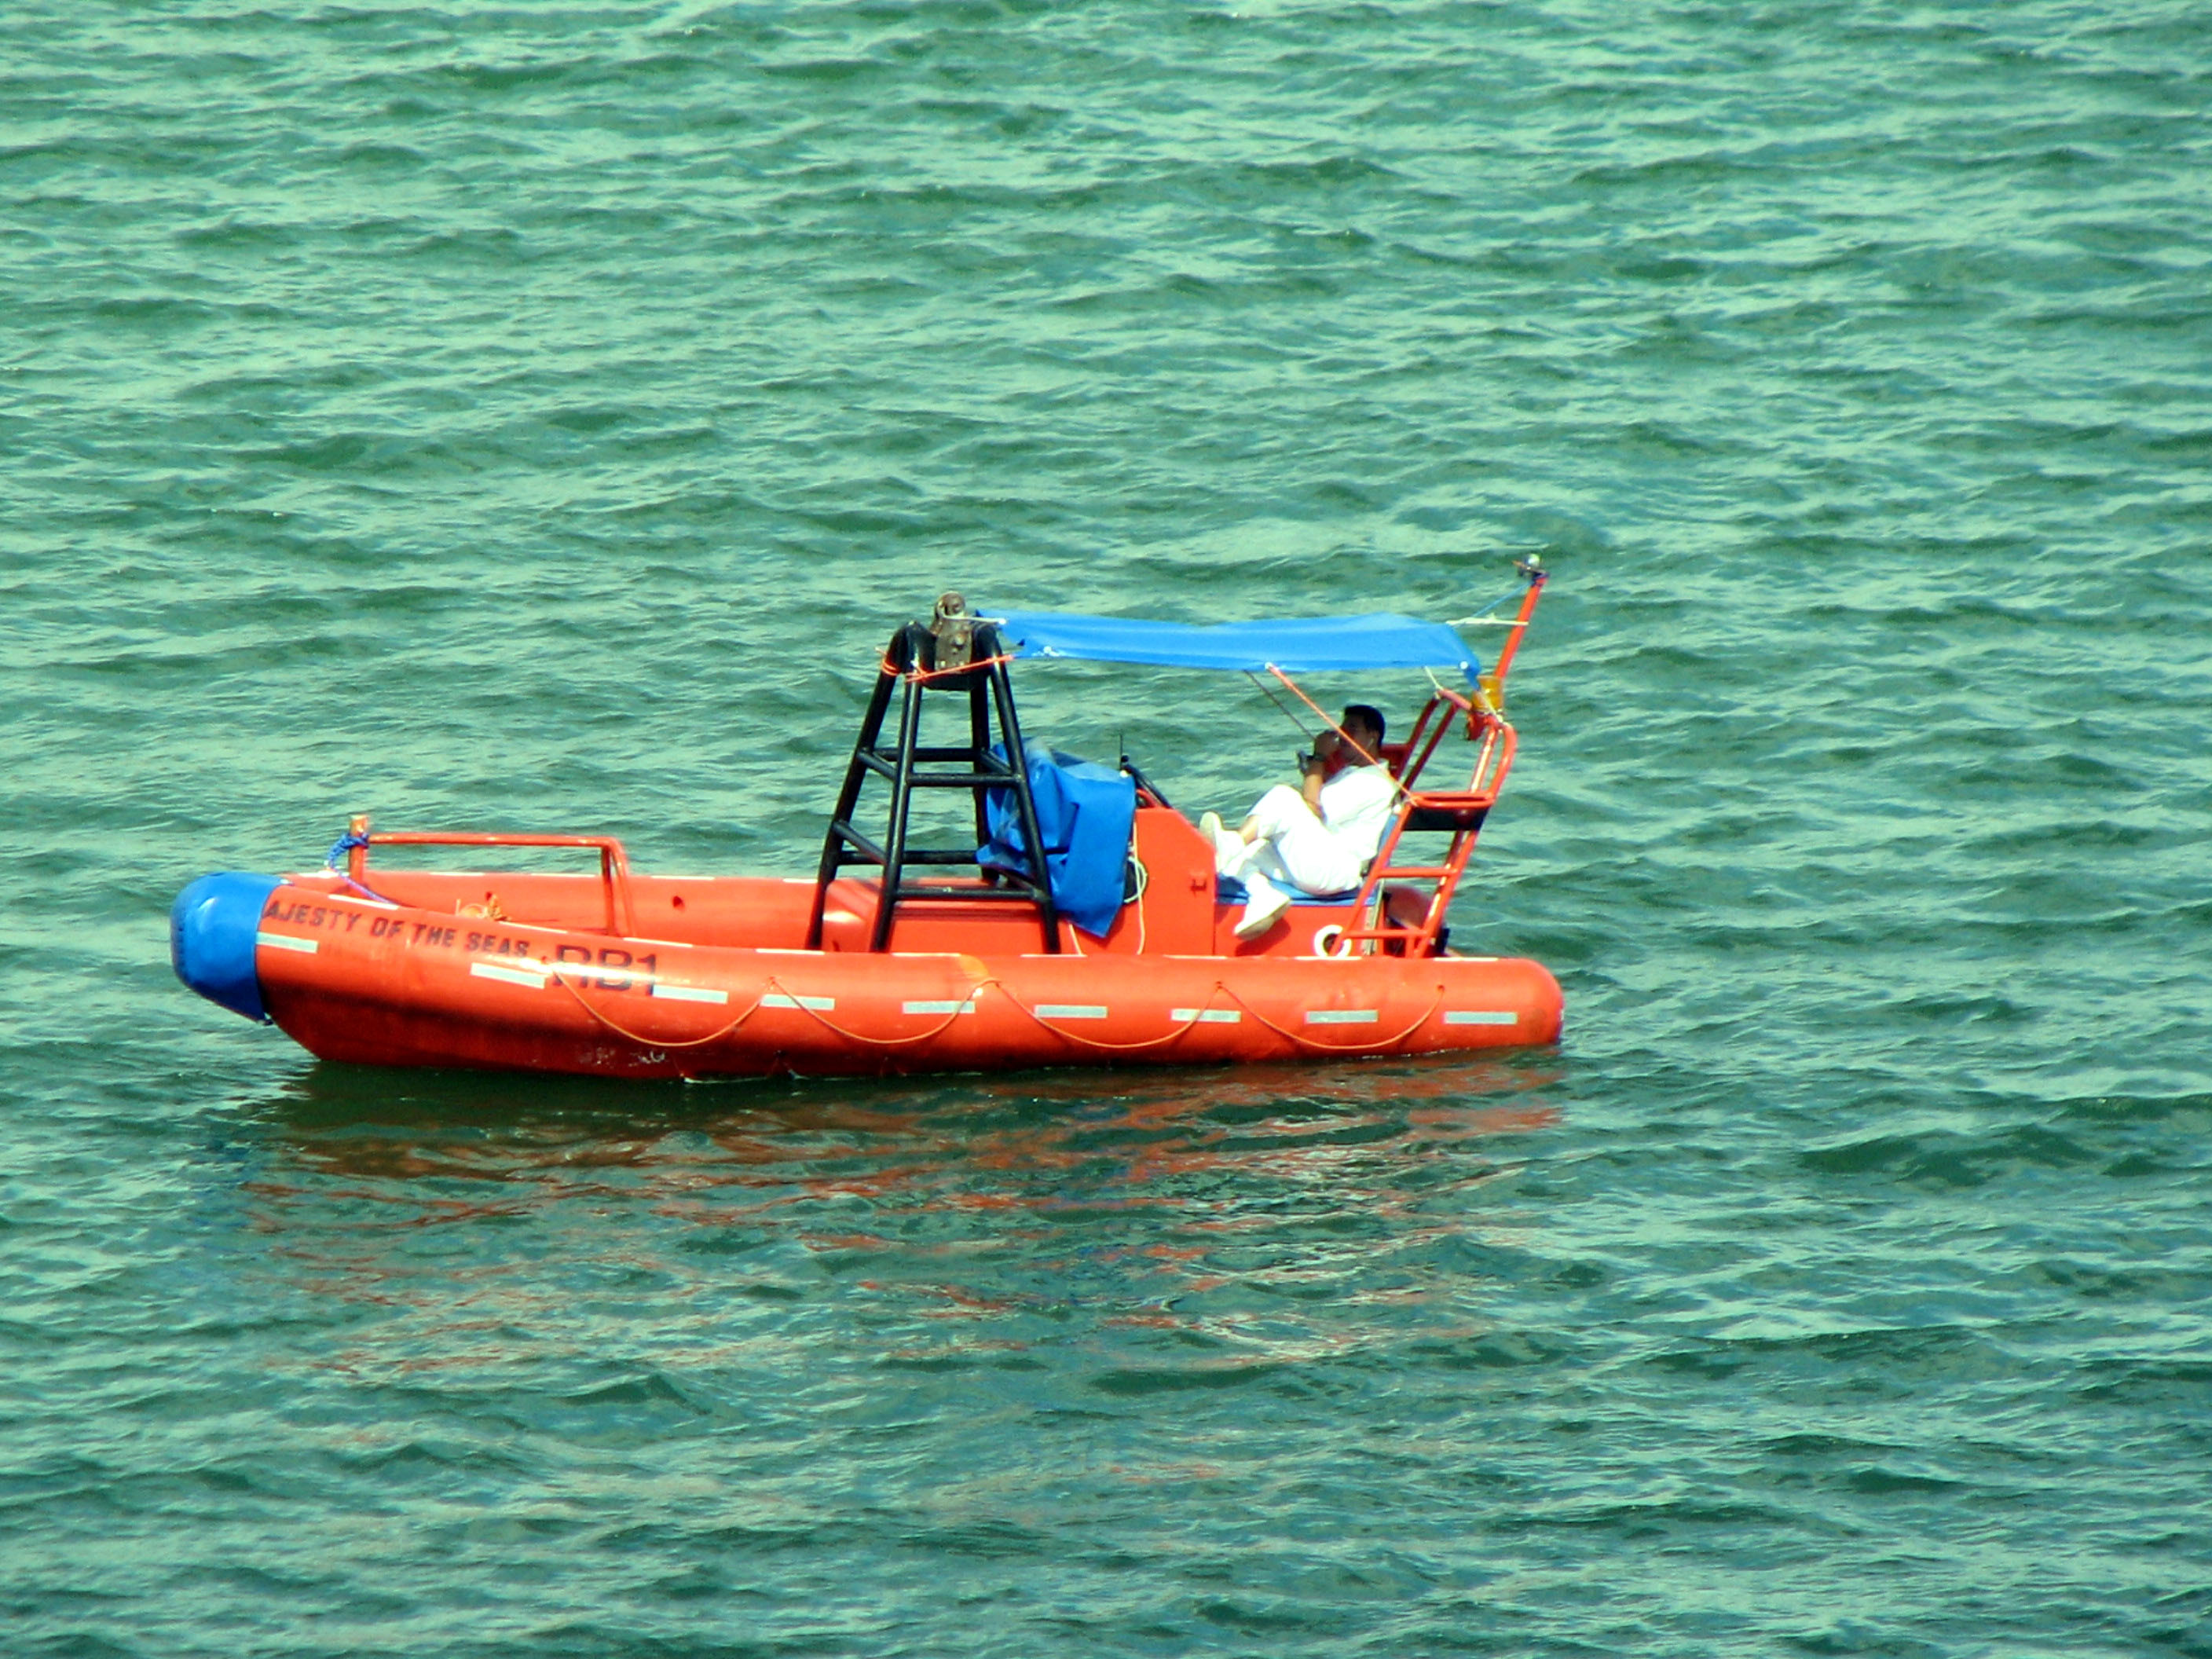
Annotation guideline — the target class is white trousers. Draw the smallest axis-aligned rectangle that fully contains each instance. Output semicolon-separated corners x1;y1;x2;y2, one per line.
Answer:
1228;785;1364;896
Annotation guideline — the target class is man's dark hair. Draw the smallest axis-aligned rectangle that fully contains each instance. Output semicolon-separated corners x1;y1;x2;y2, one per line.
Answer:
1343;704;1386;743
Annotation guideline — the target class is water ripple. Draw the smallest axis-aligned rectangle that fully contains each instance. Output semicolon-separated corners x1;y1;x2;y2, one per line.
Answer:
5;1;2211;1654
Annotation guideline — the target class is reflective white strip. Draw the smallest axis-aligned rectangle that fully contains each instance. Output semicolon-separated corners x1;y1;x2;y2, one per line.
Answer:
902;999;977;1016
471;961;547;989
1444;1009;1518;1026
1305;1009;1379;1025
650;983;727;1005
1034;1004;1107;1020
762;993;835;1011
256;932;317;954
1170;1008;1241;1024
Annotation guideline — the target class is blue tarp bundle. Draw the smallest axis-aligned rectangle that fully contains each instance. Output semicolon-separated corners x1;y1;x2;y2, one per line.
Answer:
991;608;1481;684
976;742;1136;938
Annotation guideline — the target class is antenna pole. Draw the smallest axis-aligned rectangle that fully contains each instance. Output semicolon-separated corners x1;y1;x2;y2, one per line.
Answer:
1485;556;1547;705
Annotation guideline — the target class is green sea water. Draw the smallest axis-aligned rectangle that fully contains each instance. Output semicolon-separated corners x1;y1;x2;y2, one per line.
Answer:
6;2;2210;1654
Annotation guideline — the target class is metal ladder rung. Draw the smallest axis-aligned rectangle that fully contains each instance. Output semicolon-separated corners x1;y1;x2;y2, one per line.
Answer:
808;621;1061;954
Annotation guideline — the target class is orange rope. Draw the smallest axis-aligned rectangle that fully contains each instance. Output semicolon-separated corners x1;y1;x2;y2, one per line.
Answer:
775;971;1443;1058
767;972;1214;1054
1219;980;1448;1054
546;967;765;1049
1265;665;1384;768
994;980;1237;1053
1265;665;1413;802
544;965;1446;1062
877;650;1018;686
762;974;987;1049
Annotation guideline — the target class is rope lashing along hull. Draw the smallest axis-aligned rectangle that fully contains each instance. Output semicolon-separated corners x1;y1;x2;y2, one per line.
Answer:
177;873;1560;1079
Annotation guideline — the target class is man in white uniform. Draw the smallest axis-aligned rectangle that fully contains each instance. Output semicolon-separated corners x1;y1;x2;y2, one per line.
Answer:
1200;705;1398;938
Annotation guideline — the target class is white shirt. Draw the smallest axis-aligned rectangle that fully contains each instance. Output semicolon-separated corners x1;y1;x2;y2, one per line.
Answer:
1317;764;1397;865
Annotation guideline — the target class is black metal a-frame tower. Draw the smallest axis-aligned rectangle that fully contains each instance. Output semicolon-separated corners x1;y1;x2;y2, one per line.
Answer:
805;612;1060;953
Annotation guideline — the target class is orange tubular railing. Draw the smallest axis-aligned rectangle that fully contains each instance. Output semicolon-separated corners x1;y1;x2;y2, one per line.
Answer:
1337;562;1544;958
342;819;636;935
1338;712;1516;956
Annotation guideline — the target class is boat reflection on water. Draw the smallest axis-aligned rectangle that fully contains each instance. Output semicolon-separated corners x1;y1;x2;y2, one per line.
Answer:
256;1052;1562;1195
236;1056;1566;1383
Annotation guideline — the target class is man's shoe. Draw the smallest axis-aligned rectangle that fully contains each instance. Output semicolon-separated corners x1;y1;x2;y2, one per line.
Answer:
1234;877;1292;939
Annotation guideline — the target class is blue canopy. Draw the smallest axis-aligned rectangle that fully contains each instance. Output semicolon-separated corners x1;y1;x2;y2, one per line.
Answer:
991;608;1481;683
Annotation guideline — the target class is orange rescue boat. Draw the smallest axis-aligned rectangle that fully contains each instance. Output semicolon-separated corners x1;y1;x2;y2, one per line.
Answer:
172;568;1561;1079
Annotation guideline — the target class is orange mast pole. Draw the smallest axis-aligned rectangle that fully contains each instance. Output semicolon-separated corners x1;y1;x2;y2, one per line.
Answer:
1481;556;1547;709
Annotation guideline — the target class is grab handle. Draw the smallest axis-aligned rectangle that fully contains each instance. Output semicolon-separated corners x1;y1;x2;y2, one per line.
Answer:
343;817;636;935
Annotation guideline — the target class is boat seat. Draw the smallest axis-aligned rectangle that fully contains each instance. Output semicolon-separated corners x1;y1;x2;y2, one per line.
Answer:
1215;873;1357;907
